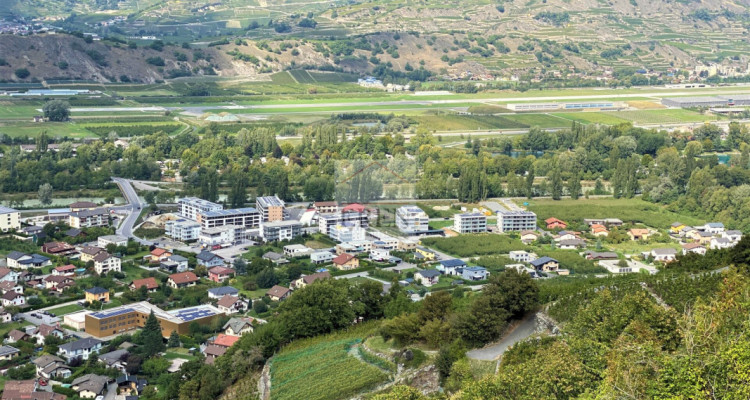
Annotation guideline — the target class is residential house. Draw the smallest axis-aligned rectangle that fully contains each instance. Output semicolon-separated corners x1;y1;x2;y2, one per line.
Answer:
0;280;22;294
590;224;609;237
84;287;109;303
32;324;65;345
42;241;77;257
310;251;334;264
584;218;623;227
197;251;224;268
462;266;489;281
212;334;240;349
6;329;29;344
370;248;390;262
509;250;533;262
554;231;579;242
79;246;105;263
649;248;678;262
627;229;651;241
204;344;226;365
223;317;260;337
2;291;25;307
530;257;559;272
6;251;51;269
584;251;618;260
97;235;127;248
65;228;85;239
266;285;291;301
670;222;686;234
0;267;19;283
58;337;103;362
149;248;172;263
414;246;436;261
216;295;248;314
545;217;567;230
69;202;98;212
129;277;159;292
116;374;147;397
71;374;109;399
52;265;76;276
723;230;742;243
437;259;467;275
208;266;235;283
520;230;540;245
415;270;441;287
313;201;339;214
168;272;199;289
679;226;697;238
332;253;359;270
93;252;121;275
692;230;714;245
702;222;725;234
682;243;707;255
262;251;288;265
291;271;331;289
710;237;734;250
558;238;586;250
98;349;129;372
32;355;71;380
207;286;239;300
283;244;313;257
167;255;189;271
1;380;67;400
0;308;10;323
0;345;19;361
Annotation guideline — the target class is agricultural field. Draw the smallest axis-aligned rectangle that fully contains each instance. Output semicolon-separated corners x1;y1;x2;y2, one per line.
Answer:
604;109;718;124
551;112;630;125
524;197;706;229
270;323;390;400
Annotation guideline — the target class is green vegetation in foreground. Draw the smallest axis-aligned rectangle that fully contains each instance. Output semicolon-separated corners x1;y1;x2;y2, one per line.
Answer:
270;323;389;400
524;197;706;228
46;303;84;316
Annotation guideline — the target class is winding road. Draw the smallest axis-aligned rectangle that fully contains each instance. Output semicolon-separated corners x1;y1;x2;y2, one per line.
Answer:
111;177;152;246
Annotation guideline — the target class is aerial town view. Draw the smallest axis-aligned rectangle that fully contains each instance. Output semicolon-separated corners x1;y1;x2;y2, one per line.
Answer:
1;0;750;399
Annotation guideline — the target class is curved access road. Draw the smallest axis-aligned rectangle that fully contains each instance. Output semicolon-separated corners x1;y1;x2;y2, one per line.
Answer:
111;177;152;246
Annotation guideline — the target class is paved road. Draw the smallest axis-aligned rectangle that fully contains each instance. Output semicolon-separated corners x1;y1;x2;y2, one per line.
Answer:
466;313;538;361
112;177;152;246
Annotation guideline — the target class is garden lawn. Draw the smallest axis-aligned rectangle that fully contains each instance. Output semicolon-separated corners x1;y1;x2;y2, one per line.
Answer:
524;197;705;229
47;304;84;316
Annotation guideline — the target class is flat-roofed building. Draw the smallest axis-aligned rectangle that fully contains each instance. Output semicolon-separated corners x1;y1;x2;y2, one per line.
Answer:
178;197;223;221
497;210;537;233
199;225;246;247
0;206;20;232
165;219;201;242
396;205;429;234
260;220;302;242
661;96;728;108
69;208;109;228
199;208;260;229
85;302;224;338
453;213;487;234
256;195;286;222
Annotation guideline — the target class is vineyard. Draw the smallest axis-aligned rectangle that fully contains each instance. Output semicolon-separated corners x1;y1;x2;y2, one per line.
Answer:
270;326;390;400
647;272;724;313
83;123;184;137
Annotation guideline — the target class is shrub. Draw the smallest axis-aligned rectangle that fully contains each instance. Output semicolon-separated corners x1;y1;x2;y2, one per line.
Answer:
14;68;30;79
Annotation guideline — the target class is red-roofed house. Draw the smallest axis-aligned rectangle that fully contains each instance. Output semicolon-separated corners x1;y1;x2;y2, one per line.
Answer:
216;295;248;314
341;203;366;213
212;333;240;348
52;265;76;276
545;218;567;230
207;266;235;283
149;248;172;263
167;272;199;289
129;277;159;292
332;253;359;270
266;285;291;301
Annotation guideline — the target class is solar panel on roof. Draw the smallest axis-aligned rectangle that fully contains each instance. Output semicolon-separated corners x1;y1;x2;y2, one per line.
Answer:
91;308;134;319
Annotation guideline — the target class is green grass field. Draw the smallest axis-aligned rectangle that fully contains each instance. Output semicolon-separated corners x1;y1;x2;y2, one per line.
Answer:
524;197;706;229
270;323;389;400
551;112;630;125
47;303;84;316
605;109;718;124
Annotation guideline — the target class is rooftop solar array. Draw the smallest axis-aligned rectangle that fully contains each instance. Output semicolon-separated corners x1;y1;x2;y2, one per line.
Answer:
91;307;135;319
171;306;218;322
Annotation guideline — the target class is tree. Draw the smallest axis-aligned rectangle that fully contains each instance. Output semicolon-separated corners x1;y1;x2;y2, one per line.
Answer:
141;311;166;358
256;268;279;288
194;264;207;277
42;100;71;122
277;279;356;338
168;330;181;348
525;167;535;199
567;171;582;200
38;183;53;206
14;68;30;79
549;167;563;200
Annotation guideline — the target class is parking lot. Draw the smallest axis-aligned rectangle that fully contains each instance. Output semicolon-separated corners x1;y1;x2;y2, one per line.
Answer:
19;311;61;326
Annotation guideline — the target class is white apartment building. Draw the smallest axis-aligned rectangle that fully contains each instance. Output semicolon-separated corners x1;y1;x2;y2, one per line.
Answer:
328;223;367;242
260;220;302;241
318;212;369;235
178;197;223;220
165;219;202;242
199;225;246;247
0;206;20;232
497;210;537;233
199;208;261;229
97;235;128;248
69;208;109;228
453;213;487;234
93;252;121;275
396;205;430;234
